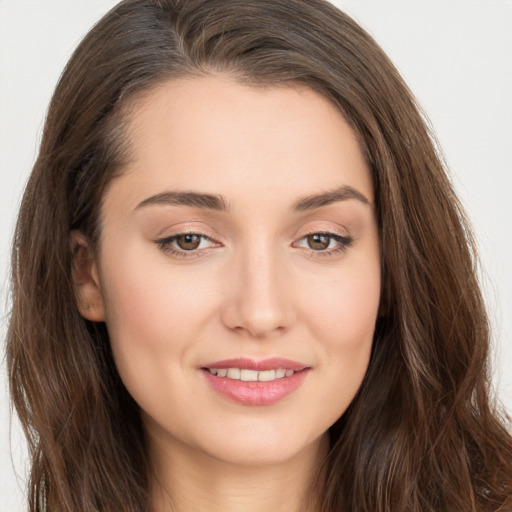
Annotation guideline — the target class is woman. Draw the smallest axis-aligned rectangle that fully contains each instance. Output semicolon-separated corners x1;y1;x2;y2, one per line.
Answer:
6;0;512;511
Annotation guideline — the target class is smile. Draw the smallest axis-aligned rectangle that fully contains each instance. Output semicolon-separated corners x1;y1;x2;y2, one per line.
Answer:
206;368;295;381
201;358;310;405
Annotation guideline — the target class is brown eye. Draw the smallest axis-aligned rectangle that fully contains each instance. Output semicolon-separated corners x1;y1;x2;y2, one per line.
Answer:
176;234;201;250
307;234;331;250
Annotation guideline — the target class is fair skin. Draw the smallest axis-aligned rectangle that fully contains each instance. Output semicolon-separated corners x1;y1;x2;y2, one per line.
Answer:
74;75;381;512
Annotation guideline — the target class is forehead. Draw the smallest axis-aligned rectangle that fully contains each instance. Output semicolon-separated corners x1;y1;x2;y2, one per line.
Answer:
105;74;373;214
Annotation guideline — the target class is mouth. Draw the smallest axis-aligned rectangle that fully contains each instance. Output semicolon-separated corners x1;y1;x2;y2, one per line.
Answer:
204;367;297;382
200;358;310;405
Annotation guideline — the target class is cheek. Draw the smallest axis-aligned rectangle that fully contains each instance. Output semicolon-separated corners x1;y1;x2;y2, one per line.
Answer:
301;255;380;406
303;262;381;348
97;247;221;421
287;260;380;432
97;244;217;390
101;246;211;340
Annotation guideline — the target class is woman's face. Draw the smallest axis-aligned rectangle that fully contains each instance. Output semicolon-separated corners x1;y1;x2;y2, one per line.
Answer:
79;75;381;466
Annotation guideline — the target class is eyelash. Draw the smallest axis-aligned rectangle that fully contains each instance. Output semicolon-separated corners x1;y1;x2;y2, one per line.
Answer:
155;231;353;260
155;231;217;260
296;232;353;258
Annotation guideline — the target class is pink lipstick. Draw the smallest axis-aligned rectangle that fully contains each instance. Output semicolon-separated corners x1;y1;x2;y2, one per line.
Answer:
200;358;310;405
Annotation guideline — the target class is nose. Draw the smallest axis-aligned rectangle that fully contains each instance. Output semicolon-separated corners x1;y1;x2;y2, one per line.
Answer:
220;241;295;338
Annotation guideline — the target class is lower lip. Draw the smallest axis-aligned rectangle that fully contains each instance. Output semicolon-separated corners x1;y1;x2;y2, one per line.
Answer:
202;369;309;405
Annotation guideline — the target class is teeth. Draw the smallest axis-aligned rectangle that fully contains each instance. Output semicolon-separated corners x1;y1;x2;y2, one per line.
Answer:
258;370;276;382
208;367;296;382
240;369;259;381
226;368;241;379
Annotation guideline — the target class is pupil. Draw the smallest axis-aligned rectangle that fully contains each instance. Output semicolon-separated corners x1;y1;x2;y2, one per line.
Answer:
308;234;329;250
177;234;201;250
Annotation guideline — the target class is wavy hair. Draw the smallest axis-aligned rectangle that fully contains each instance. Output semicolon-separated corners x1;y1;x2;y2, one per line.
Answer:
7;0;512;510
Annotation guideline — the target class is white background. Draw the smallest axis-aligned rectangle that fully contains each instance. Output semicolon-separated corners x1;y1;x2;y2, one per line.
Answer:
0;1;511;510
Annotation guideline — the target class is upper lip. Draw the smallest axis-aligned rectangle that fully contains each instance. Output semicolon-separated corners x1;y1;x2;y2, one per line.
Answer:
201;358;309;371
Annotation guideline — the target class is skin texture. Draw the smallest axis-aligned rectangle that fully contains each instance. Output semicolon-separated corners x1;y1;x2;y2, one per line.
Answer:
74;75;381;512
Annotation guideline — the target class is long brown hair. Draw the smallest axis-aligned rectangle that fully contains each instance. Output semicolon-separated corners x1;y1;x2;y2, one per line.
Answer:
7;0;512;510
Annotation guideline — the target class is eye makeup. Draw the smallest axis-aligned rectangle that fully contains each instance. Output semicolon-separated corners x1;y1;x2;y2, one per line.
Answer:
154;229;353;260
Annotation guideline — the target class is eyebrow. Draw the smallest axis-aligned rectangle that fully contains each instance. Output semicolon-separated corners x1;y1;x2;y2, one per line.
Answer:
134;185;370;212
291;185;370;211
135;191;230;211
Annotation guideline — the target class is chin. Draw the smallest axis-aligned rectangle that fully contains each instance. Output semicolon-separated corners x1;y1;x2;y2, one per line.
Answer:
194;424;327;467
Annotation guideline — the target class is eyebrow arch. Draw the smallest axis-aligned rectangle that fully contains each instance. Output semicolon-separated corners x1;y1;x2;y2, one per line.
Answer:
291;185;371;211
134;185;370;213
135;191;230;211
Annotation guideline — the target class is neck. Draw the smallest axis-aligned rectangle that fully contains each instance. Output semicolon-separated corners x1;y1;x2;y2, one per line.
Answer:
147;429;329;512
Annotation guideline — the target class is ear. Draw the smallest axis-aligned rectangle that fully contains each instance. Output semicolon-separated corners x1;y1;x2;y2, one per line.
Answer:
70;230;106;322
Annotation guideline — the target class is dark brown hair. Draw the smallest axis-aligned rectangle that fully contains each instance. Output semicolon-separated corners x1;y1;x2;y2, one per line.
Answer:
7;0;512;510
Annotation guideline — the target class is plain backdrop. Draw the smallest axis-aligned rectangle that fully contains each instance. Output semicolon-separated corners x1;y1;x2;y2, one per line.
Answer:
1;1;511;510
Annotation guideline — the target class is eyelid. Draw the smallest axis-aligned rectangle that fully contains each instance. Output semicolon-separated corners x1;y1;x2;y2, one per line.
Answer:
154;230;222;259
153;225;354;260
293;230;353;257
